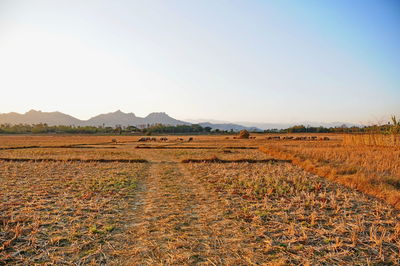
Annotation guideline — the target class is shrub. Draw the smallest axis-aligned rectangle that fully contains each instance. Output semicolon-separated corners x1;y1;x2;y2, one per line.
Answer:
238;130;250;139
390;115;400;135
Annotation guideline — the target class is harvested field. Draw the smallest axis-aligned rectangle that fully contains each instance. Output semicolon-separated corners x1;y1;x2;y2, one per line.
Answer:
0;158;148;163
0;135;134;148
185;162;400;264
260;135;400;208
0;161;149;264
1;134;399;264
135;145;258;149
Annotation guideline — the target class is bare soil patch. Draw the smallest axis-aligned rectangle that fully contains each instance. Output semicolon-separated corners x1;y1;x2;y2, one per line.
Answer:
181;157;291;164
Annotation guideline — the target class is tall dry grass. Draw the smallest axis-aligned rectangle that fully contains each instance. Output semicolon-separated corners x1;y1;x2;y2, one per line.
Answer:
343;134;400;146
260;137;400;209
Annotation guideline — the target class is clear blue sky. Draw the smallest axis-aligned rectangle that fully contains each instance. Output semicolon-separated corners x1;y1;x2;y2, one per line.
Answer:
0;0;399;124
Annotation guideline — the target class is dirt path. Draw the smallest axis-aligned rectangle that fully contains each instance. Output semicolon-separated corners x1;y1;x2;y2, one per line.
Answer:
123;162;271;265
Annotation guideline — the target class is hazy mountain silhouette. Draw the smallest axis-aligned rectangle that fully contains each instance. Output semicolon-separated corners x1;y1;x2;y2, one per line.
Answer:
0;110;82;126
142;112;190;126
85;110;141;127
85;110;190;127
198;122;261;132
0;110;189;127
0;110;360;131
187;118;361;130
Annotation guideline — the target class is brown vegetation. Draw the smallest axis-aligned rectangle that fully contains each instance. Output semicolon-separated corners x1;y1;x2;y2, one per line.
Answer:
343;134;400;146
186;162;400;264
1;134;399;264
0;158;148;163
238;129;250;139
260;135;400;209
0;161;148;264
135;146;258;149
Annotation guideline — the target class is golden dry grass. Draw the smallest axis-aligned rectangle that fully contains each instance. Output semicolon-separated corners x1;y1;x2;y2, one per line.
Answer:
0;161;148;264
186;162;400;264
260;134;400;209
0;135;134;148
0;134;399;264
343;133;400;146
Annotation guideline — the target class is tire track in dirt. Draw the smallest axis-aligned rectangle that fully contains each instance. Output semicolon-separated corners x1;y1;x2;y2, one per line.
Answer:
123;162;271;265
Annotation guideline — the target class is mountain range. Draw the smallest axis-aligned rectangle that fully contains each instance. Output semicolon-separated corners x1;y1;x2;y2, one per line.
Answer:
0;110;262;131
0;110;360;131
187;119;361;130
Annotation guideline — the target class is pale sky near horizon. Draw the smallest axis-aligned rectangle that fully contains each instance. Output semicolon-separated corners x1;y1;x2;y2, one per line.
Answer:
0;0;399;124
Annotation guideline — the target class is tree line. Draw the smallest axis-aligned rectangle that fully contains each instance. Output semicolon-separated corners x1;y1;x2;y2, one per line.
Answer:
265;116;400;135
0;123;213;135
1;116;398;135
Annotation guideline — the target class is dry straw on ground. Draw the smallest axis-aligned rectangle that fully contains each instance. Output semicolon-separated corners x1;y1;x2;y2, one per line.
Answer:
1;134;399;264
260;134;400;209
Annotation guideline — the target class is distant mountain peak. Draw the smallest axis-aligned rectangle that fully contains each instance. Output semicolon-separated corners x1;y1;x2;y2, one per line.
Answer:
26;109;40;114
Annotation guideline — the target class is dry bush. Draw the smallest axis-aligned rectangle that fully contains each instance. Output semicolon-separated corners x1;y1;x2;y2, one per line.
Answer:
238;130;250;139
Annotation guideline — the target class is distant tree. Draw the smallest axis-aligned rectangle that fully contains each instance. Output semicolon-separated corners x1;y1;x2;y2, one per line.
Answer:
287;125;306;133
126;125;139;132
204;126;212;132
114;125;122;135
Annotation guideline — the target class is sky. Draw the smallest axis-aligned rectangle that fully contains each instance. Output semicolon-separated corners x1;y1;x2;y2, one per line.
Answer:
0;0;399;124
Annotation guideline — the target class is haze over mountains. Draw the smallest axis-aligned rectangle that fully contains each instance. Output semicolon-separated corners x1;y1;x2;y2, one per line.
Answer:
0;110;187;126
0;110;262;131
187;119;361;130
0;110;359;131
